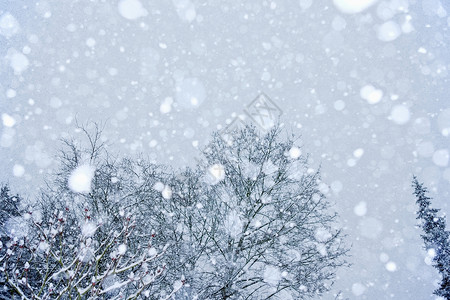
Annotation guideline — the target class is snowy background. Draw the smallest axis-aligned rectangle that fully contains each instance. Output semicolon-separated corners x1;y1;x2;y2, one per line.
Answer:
1;0;450;298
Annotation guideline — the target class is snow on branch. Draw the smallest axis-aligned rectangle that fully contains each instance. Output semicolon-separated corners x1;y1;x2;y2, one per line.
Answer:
0;206;183;299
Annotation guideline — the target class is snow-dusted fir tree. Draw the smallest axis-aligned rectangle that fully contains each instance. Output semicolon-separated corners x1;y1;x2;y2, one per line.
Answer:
171;124;348;299
0;185;22;235
413;177;450;299
1;185;24;298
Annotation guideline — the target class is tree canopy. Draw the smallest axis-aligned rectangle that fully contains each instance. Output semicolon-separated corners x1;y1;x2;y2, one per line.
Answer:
0;124;348;299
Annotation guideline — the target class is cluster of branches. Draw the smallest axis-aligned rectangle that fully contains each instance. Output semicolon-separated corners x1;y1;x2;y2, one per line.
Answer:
1;123;349;299
0;186;182;300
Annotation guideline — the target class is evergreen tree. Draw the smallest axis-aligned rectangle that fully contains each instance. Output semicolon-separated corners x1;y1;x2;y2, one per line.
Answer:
413;177;450;299
0;184;23;299
0;185;22;233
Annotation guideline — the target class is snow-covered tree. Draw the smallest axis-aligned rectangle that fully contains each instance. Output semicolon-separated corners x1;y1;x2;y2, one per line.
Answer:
413;177;450;299
0;123;183;299
169;125;349;299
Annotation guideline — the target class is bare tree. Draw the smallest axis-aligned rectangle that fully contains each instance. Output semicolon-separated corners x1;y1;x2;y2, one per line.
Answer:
169;125;349;299
4;123;184;299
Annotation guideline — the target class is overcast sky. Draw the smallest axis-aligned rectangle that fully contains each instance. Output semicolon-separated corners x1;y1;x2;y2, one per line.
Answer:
1;0;450;298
